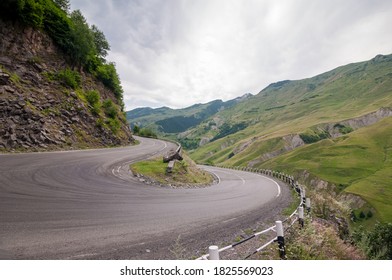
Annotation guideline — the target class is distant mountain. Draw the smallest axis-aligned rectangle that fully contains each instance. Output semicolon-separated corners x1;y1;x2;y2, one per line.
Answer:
126;93;253;136
190;54;392;163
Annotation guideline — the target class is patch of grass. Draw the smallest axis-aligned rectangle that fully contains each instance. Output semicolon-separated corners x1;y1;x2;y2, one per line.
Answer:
84;90;101;115
56;68;81;89
27;56;42;65
285;220;364;260
1;66;22;86
105;117;120;134
130;153;213;186
10;72;21;85
102;99;117;119
282;188;301;216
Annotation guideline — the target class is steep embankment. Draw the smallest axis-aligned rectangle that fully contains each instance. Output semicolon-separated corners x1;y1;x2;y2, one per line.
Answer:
0;19;133;151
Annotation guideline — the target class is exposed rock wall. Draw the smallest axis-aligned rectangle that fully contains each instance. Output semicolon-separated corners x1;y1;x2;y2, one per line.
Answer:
0;20;133;151
324;107;392;138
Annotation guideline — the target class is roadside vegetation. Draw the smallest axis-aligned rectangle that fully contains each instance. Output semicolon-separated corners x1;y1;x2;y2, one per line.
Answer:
259;117;392;224
130;153;213;187
132;125;158;139
0;0;124;108
283;220;365;260
0;0;128;138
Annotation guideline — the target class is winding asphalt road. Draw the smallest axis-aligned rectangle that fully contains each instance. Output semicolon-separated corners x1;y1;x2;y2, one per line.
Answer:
0;137;291;259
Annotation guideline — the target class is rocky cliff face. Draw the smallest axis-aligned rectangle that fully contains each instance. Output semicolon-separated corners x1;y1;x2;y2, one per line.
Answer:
0;19;134;152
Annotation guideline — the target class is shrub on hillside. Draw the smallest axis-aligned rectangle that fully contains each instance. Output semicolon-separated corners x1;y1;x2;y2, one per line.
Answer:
102;99;117;119
56;68;81;89
285;220;364;260
96;63;123;100
85;90;101;115
352;223;392;259
106;117;120;134
299;129;330;144
138;128;157;139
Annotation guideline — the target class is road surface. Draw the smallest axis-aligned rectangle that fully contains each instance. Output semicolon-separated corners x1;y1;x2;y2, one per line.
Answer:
0;137;291;259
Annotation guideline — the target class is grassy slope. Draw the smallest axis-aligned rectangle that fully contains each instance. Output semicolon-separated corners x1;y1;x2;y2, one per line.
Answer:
130;154;213;186
255;117;392;222
190;55;392;165
189;54;392;223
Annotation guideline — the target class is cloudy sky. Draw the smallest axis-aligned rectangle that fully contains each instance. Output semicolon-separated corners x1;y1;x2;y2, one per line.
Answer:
70;0;392;110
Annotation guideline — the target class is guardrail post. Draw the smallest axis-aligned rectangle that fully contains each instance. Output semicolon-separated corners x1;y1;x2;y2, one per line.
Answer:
306;198;311;214
301;188;306;206
208;245;220;260
298;206;304;228
275;221;286;259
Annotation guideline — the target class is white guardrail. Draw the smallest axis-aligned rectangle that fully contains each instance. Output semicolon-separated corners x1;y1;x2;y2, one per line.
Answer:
196;166;311;260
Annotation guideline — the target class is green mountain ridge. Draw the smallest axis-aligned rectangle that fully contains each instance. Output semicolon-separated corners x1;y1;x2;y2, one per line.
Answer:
187;53;392;223
190;54;392;161
126;93;253;139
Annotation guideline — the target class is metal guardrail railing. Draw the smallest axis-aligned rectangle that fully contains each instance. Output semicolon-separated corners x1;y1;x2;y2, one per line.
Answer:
196;165;311;260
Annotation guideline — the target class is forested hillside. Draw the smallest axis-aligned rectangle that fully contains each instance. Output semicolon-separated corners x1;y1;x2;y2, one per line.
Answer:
0;0;133;151
127;93;252;149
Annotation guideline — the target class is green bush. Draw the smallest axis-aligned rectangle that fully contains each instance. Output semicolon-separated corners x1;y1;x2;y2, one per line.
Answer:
85;90;100;115
96;117;104;129
353;223;392;259
43;0;73;50
56;68;81;89
85;90;100;105
299;129;330;144
106;118;120;134
96;63;123;100
340;126;354;134
334;123;354;134
102;99;117;119
18;0;45;28
132;125;140;134
179;138;200;150
91;103;101;115
138;128;157;138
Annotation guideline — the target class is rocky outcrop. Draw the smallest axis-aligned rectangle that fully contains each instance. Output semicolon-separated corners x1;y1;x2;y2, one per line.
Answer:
248;134;305;167
0;19;133;152
324;107;392;138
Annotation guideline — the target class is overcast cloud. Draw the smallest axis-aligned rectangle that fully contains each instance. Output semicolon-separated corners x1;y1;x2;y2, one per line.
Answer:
70;0;392;110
